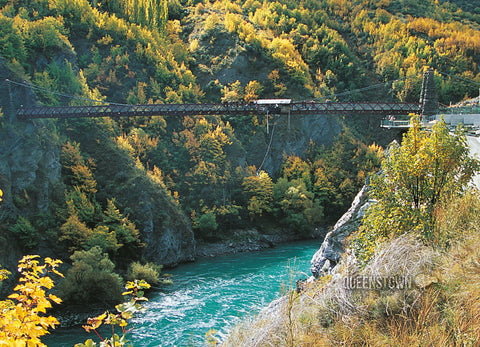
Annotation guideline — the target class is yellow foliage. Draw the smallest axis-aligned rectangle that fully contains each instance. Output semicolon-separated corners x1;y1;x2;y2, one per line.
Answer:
244;80;263;102
224;12;241;33
204;13;220;31
0;256;63;346
189;38;199;52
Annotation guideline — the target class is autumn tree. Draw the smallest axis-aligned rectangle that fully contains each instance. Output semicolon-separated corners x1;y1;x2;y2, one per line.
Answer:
102;199;143;260
273;178;323;234
244;80;263;102
242;170;274;219
76;280;151;347
221;80;244;102
60;143;141;258
363;116;479;240
0;256;63;346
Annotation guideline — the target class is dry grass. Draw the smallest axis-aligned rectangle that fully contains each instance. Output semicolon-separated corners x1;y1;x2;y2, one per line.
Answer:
223;191;480;347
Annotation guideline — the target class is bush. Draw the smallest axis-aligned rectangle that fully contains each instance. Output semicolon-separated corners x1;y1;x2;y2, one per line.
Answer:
9;216;38;250
126;261;162;285
58;246;123;305
194;211;218;239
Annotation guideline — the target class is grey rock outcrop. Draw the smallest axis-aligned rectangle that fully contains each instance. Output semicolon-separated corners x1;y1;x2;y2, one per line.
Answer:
187;19;342;175
0;120;64;296
310;182;372;277
130;181;196;267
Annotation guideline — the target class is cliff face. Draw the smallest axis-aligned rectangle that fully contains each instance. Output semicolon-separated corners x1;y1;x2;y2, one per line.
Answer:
0;63;64;278
186;17;343;175
0;118;196;269
310;181;372;277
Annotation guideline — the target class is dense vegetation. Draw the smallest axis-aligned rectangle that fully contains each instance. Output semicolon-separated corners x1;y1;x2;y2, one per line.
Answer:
1;0;480;321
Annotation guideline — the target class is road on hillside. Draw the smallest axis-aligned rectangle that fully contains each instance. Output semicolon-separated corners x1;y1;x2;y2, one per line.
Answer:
467;136;480;188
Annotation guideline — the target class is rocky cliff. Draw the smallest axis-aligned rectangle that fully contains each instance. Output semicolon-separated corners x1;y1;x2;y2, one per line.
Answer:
0;62;64;279
55;118;197;267
246;114;342;175
310;180;372;277
188;19;343;175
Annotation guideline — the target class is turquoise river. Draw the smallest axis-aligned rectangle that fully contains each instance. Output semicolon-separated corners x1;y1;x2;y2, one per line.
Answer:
44;239;321;346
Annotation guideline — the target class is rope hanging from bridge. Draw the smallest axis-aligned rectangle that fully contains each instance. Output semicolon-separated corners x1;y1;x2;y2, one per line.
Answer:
257;116;277;175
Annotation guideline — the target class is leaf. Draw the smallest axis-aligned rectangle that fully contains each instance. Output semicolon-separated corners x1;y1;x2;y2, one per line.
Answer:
75;339;97;347
85;312;107;330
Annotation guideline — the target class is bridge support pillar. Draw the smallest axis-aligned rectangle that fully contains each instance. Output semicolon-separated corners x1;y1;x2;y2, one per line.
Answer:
419;68;438;118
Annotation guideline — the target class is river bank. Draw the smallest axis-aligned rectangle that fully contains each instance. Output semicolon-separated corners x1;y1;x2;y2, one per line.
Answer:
195;228;326;259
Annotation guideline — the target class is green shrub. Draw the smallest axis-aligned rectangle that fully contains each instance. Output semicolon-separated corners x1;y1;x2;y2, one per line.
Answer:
126;261;168;285
194;211;218;239
10;216;38;250
58;246;123;305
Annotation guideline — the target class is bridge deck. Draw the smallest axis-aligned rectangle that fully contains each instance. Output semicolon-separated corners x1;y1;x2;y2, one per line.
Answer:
16;101;422;120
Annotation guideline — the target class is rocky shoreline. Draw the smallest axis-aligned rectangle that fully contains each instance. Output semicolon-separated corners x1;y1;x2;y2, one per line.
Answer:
195;229;325;259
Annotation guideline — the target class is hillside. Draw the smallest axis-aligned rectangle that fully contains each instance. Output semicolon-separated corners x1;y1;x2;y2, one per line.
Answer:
0;0;480;304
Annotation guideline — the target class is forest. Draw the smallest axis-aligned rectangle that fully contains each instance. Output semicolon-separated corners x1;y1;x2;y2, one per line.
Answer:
1;0;480;313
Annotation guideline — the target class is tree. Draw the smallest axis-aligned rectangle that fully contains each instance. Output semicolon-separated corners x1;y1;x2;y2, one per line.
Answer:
102;199;142;250
58;246;123;305
59;213;93;253
61;142;97;196
244;80;263;102
363;116;479;240
221;80;244;102
194;211;218;234
242;170;274;219
76;280;151;347
9;216;39;251
273;178;323;234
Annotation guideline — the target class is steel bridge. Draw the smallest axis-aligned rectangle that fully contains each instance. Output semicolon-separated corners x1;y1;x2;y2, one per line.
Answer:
14;69;438;121
16;101;422;120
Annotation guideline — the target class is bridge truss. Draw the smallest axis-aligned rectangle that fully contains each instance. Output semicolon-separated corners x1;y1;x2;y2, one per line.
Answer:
16;101;422;120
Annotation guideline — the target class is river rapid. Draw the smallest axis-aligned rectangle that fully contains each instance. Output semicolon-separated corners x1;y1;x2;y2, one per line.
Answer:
44;239;320;346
